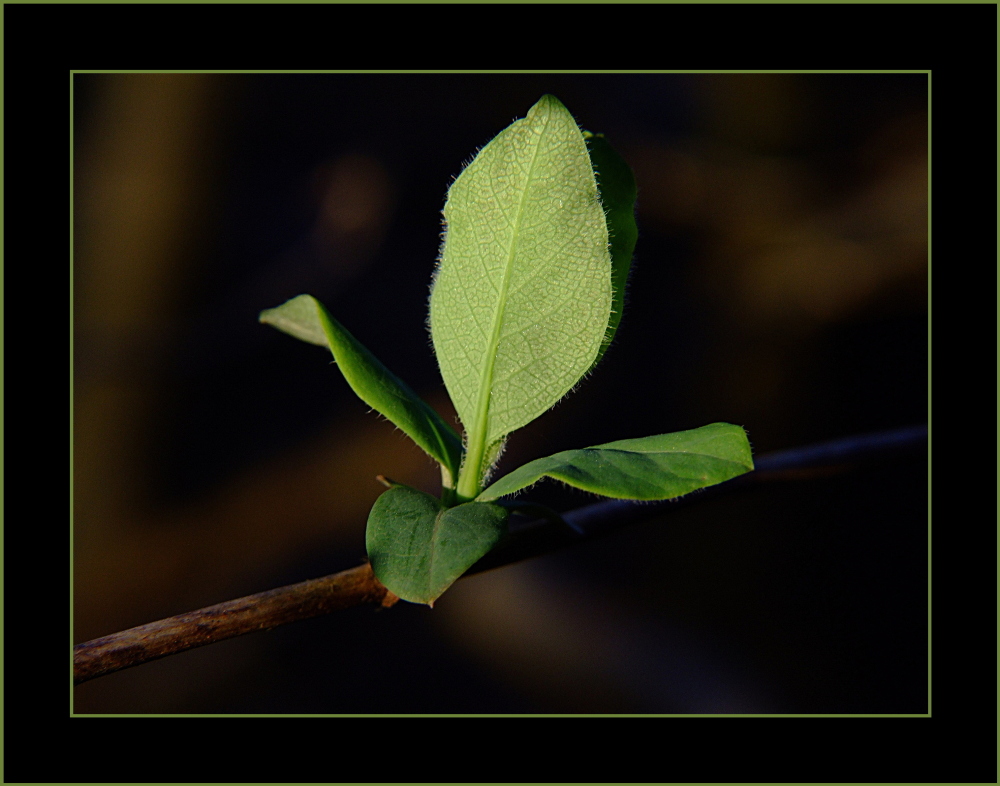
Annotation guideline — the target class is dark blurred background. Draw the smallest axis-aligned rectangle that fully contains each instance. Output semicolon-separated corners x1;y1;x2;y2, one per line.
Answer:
72;72;927;714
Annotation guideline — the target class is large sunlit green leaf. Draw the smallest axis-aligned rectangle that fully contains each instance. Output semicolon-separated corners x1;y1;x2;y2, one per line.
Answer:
477;422;754;502
584;132;638;368
366;483;509;605
430;94;613;499
260;295;463;486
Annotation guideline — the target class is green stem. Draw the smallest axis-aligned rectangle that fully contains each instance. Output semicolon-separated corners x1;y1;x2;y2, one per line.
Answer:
455;451;482;503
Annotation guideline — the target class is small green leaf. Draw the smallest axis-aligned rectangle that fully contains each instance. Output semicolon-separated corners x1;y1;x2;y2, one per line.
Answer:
430;94;613;500
366;484;509;605
260;295;463;486
584;132;638;368
476;422;754;502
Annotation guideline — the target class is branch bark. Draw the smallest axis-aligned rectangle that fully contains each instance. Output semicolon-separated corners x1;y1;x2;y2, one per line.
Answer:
74;424;926;685
73;563;400;685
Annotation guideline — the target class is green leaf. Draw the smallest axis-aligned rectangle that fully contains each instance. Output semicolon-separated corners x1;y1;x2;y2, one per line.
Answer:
430;94;612;500
476;422;754;502
260;295;464;488
366;484;509;605
584;133;638;368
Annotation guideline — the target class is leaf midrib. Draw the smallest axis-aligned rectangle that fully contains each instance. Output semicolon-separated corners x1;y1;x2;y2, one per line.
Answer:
427;505;447;601
460;108;552;496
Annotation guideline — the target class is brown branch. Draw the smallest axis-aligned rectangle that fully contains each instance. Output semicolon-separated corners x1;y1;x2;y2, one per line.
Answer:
74;424;926;686
74;563;399;685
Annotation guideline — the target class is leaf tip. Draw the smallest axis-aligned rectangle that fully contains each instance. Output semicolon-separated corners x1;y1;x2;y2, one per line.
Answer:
531;93;570;119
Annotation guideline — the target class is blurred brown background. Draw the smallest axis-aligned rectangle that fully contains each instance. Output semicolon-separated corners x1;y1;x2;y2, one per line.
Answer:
72;72;927;714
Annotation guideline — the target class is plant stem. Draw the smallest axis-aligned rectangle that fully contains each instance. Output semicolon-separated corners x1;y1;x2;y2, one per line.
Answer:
456;441;484;502
74;563;398;685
